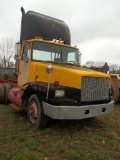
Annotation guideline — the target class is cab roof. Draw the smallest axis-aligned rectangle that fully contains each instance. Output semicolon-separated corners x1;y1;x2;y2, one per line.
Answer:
20;8;71;45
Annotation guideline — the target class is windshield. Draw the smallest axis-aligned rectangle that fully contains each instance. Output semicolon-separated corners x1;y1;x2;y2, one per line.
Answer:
32;41;80;66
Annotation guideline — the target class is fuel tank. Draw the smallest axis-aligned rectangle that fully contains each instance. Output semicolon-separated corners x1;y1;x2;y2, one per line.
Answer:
8;87;24;108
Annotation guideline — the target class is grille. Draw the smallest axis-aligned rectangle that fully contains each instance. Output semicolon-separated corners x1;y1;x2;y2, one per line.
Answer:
81;77;109;102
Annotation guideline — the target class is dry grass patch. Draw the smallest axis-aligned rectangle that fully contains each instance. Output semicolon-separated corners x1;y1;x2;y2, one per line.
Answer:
0;103;120;160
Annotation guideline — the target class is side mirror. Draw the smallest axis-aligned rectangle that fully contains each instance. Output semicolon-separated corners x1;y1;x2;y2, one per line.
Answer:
46;64;54;73
79;52;82;66
46;64;54;99
15;43;21;56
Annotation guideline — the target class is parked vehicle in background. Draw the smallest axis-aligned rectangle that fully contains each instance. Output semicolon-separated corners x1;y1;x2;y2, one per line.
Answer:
110;74;120;103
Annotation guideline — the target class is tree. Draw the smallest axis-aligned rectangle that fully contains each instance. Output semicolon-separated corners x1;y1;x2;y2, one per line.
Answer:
0;39;15;68
109;64;119;73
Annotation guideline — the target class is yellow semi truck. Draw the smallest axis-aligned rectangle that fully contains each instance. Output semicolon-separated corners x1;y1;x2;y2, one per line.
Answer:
5;8;114;128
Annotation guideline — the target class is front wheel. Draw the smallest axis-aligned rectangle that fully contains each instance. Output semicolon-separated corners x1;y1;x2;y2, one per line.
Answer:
27;94;48;128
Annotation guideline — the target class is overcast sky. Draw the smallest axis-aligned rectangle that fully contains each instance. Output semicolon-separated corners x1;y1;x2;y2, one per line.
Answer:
0;0;120;65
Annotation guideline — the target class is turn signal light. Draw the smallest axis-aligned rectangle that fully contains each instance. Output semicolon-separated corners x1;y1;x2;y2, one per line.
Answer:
54;81;59;87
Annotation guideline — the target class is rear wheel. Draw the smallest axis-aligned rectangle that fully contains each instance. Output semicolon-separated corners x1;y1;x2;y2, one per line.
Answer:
3;83;11;104
0;83;5;103
27;94;48;128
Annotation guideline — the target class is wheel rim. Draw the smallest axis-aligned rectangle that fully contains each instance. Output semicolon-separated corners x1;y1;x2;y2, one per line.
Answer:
29;101;38;124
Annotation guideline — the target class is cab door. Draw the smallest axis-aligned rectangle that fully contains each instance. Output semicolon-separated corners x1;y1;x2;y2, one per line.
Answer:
18;43;31;88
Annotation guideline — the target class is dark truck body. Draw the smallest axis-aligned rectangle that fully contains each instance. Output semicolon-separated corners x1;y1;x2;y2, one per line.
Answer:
20;7;71;45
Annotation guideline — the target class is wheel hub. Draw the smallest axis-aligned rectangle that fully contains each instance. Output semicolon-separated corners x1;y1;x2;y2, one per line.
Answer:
29;102;38;124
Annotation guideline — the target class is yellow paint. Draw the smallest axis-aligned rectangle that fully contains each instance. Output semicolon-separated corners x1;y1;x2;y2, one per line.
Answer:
18;39;111;89
34;63;110;89
18;61;30;88
18;61;111;89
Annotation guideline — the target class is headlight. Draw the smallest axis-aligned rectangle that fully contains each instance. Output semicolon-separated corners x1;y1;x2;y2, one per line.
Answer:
55;90;65;97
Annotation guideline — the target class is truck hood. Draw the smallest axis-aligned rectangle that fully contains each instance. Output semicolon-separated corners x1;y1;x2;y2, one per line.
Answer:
34;63;110;89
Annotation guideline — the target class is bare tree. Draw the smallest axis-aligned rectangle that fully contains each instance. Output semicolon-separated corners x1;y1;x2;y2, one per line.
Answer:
0;39;15;68
109;64;118;73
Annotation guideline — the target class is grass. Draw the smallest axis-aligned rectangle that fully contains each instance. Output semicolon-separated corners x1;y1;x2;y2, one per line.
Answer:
0;103;120;160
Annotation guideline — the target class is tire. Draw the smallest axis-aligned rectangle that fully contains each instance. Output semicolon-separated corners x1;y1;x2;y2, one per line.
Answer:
0;83;5;103
111;81;119;103
3;83;11;104
27;94;48;128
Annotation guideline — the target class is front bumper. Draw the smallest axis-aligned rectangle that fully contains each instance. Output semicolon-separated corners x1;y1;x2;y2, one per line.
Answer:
43;101;114;119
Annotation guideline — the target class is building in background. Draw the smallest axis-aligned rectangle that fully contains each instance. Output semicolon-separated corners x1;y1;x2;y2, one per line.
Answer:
83;61;109;73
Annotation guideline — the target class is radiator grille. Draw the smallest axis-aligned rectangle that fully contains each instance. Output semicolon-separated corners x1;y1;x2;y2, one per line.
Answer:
81;77;109;101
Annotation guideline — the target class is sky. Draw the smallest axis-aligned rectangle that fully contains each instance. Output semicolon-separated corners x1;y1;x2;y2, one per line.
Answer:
0;0;120;66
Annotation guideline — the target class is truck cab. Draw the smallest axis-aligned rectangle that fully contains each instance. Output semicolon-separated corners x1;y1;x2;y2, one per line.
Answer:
18;38;80;88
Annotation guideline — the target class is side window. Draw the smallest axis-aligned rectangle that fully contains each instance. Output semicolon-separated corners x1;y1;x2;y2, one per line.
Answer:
67;52;76;64
22;44;30;61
